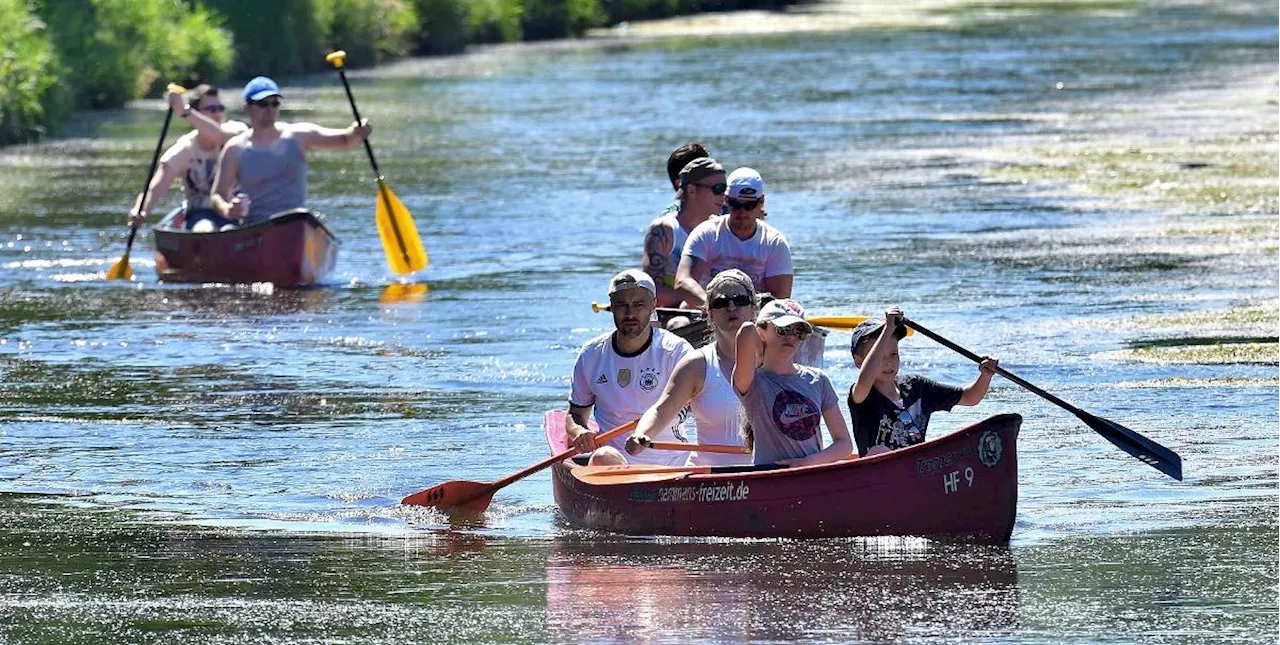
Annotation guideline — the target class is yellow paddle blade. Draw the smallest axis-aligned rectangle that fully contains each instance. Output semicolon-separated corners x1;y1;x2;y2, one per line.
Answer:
105;254;133;280
807;316;914;336
378;282;428;303
326;50;347;68
375;180;428;275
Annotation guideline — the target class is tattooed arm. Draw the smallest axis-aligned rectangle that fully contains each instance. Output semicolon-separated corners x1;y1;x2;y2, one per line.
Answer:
642;218;686;307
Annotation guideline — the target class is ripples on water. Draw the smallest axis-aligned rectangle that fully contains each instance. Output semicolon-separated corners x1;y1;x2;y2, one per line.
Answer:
0;0;1275;642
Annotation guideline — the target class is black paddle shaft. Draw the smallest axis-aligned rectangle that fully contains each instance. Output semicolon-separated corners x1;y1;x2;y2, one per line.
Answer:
126;105;177;251
902;317;1183;481
333;65;412;267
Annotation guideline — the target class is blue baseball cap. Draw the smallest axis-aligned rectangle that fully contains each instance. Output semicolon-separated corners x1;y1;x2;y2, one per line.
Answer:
243;76;281;102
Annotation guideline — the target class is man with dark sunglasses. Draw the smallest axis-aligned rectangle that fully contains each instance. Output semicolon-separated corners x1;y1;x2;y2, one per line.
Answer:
675;167;793;307
129;84;249;231
209;76;372;226
642;155;727;308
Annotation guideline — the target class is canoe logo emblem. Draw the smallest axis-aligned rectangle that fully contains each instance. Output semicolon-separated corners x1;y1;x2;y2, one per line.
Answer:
638;367;659;392
617;368;632;388
978;430;1003;467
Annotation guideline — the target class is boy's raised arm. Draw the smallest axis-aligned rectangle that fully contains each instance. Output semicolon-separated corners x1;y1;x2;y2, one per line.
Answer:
850;308;902;404
958;357;999;405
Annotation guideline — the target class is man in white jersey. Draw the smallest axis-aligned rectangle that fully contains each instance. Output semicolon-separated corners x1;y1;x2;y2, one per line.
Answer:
675;167;793;306
566;269;693;466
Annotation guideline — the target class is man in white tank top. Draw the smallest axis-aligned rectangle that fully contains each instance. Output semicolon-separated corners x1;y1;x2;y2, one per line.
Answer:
566;270;693;466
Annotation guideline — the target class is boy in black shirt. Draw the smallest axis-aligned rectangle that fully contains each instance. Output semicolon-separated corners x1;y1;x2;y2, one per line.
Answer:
847;308;999;457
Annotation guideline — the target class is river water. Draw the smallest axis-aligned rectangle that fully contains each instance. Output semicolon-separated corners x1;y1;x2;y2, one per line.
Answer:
0;1;1276;642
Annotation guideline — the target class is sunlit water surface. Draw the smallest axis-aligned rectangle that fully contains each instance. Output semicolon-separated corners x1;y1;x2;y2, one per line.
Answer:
0;1;1275;642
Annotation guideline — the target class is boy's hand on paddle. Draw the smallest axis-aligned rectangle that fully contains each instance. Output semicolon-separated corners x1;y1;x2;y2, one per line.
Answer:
128;207;146;227
624;433;651;456
884;306;904;331
978;356;999;376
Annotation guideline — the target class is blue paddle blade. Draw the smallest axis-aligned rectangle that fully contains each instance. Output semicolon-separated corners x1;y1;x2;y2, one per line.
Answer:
1080;412;1183;481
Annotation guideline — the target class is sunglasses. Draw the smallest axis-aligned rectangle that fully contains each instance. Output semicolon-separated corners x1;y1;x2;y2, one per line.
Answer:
692;182;727;195
199;104;226;113
774;324;811;340
727;198;760;211
709;294;753;310
249;98;281;108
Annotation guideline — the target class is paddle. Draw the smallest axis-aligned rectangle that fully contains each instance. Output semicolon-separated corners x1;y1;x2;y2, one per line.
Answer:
591;301;701;318
107;82;186;281
401;419;639;512
901;317;1183;481
648;441;750;455
325;50;428;275
808;315;913;336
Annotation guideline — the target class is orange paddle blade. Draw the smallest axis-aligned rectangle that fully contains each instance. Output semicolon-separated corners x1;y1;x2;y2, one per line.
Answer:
106;254;133;280
402;479;496;511
376;180;428;275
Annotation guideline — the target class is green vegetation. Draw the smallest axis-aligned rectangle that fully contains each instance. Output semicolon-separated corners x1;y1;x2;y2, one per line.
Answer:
34;0;234;110
0;0;69;145
2;0;802;146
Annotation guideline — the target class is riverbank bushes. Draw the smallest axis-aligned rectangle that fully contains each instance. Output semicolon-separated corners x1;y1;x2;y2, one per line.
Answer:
0;0;68;145
2;0;801;147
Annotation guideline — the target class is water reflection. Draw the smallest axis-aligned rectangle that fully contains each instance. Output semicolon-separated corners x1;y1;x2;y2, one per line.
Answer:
545;538;1018;643
378;281;429;304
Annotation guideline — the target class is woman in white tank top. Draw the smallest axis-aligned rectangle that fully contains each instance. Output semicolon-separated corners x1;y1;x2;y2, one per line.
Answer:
625;269;758;466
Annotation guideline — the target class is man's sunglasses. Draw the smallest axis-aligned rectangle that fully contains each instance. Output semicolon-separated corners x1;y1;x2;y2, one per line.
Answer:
727;198;759;211
249;98;281;108
709;294;753;310
199;104;226;113
774;324;811;340
692;182;726;195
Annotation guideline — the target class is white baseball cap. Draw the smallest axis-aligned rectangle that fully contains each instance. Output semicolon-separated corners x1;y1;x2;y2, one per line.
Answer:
608;269;656;296
727;167;765;200
756;298;810;329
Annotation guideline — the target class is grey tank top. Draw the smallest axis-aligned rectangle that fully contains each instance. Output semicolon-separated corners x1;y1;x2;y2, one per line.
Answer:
238;129;306;223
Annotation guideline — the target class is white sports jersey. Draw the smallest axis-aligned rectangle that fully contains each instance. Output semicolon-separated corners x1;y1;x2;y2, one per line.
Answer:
570;327;692;466
683;217;793;291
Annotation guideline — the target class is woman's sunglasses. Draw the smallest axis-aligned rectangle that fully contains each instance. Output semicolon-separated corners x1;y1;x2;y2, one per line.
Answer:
727;198;760;211
692;182;727;195
773;324;811;340
709;294;753;310
249;98;282;108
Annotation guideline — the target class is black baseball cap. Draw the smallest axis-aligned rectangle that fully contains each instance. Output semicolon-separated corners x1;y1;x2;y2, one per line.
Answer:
850;319;907;355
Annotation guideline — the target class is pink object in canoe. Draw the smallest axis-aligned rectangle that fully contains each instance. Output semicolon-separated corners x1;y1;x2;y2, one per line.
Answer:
544;409;1020;543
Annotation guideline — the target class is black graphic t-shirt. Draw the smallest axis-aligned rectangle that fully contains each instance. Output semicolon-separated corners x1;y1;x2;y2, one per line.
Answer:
846;374;964;457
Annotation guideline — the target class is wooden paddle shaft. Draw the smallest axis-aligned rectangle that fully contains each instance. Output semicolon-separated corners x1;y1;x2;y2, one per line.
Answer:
648;441;750;455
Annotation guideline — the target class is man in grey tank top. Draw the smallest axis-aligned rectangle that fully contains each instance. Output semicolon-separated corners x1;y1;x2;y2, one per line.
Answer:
210;76;372;225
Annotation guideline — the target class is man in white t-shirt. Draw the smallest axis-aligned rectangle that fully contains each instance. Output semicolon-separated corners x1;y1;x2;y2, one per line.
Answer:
567;269;693;466
675;167;793;306
129;84;249;232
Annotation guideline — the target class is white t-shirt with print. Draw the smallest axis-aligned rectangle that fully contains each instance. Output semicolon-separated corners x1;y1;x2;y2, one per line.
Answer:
570;327;692;466
682;217;793;291
159;121;249;210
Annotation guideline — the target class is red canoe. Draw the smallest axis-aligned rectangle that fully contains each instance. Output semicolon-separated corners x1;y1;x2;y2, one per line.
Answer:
152;208;339;286
544;409;1020;543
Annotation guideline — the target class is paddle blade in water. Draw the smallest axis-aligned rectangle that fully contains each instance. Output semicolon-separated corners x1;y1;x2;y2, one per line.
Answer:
401;480;496;511
375;181;428;275
1081;412;1184;481
106;255;133;280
